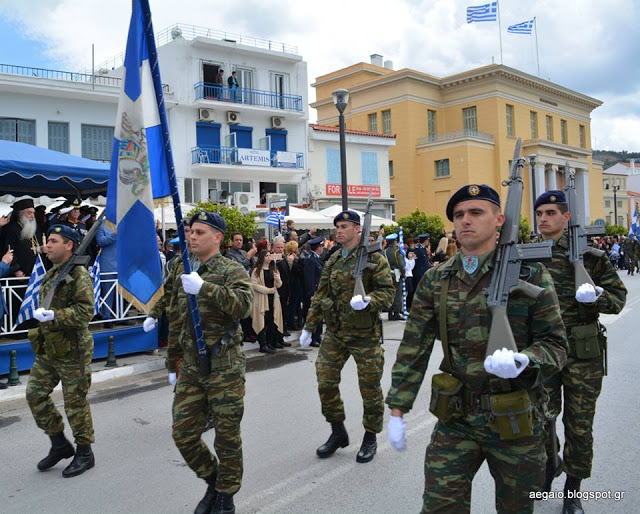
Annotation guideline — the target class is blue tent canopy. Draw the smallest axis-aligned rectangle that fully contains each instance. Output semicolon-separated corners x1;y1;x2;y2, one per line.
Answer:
0;140;110;198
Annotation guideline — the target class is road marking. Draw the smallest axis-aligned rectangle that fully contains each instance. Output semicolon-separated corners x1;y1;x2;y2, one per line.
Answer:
600;294;640;325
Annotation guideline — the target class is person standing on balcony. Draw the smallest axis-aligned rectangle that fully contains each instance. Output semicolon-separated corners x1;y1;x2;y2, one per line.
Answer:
215;69;224;101
228;71;239;103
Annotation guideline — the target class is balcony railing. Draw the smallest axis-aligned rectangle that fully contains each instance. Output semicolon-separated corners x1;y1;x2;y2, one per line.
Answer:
417;129;494;146
194;82;303;112
191;146;304;169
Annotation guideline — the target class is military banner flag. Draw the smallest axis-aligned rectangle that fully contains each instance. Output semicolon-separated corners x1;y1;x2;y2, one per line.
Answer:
15;254;46;326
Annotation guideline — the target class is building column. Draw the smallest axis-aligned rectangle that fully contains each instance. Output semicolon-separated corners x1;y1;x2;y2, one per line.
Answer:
546;165;558;190
574;168;590;225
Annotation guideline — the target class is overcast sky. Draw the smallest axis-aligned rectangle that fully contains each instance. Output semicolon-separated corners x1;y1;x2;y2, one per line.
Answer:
1;0;638;151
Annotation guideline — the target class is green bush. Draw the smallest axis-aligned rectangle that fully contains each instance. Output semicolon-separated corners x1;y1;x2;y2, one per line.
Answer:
381;208;446;240
186;201;258;244
605;223;628;237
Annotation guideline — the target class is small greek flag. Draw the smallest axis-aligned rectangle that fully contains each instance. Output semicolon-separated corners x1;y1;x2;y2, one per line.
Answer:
16;255;46;325
630;205;639;238
265;209;284;227
508;19;534;34
89;254;101;315
467;2;497;23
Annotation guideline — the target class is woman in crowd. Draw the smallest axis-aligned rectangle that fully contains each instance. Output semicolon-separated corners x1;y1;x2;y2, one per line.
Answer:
446;235;458;259
251;250;284;354
432;235;449;264
284;241;302;330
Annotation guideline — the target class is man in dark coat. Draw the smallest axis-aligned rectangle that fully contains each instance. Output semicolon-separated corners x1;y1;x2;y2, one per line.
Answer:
412;233;430;288
303;237;325;346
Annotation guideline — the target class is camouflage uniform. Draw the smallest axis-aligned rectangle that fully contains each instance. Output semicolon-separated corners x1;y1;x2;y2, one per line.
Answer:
26;265;95;445
543;234;627;479
163;253;253;495
384;244;405;316
386;251;568;513
304;246;394;434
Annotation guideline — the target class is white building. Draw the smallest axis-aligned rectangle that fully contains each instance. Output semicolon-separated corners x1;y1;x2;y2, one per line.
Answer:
307;124;396;220
0;24;308;215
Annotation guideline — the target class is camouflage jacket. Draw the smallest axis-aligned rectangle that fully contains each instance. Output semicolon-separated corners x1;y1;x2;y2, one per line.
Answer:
544;234;626;331
162;253;253;369
304;246;394;336
386;250;568;413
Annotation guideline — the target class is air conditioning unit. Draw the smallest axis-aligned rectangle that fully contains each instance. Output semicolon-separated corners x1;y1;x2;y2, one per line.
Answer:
198;108;214;122
227;111;241;124
233;191;259;214
271;116;285;129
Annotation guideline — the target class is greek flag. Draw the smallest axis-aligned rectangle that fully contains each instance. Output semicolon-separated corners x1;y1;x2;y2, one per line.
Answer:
508;19;534;34
630;205;640;238
467;2;497;23
15;255;46;325
265;210;284;227
89;254;101;316
398;226;408;319
105;0;171;312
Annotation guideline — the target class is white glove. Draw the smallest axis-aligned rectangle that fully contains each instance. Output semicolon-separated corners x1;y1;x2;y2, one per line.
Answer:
484;348;530;379
168;373;177;386
350;295;371;311
142;317;157;333
181;272;204;295
34;308;55;322
575;283;604;304
299;329;313;347
388;415;407;452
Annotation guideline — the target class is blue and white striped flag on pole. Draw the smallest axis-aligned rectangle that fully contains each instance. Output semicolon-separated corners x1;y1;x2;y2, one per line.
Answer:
89;254;101;316
629;204;639;238
508;19;534;34
16;255;46;325
467;1;497;23
265;210;284;227
105;0;171;312
397;226;409;319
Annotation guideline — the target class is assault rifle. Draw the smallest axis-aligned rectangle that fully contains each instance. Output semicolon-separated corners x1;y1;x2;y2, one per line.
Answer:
564;161;605;289
485;138;553;357
352;195;381;298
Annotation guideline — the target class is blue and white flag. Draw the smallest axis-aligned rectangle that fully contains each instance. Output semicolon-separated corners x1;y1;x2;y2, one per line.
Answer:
508;19;534;34
105;0;171;312
630;204;639;238
398;226;408;319
89;254;101;316
265;210;284;227
15;255;46;325
467;1;497;23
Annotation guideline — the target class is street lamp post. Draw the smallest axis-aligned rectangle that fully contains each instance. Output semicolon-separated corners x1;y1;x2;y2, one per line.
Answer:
613;185;620;226
332;88;350;210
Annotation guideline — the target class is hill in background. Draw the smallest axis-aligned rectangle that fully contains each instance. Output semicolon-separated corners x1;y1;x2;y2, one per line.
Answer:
593;150;640;170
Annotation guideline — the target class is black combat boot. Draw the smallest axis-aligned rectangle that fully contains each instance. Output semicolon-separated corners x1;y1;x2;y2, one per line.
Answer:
541;457;563;493
562;476;584;514
37;432;75;471
212;493;235;514
356;431;377;463
316;422;349;458
194;476;217;514
259;342;276;354
62;444;95;478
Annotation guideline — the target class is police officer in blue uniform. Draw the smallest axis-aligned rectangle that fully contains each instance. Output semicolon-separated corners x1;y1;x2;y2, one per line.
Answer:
412;233;430;288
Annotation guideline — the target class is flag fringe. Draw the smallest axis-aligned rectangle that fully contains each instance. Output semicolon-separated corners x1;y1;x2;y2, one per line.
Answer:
118;284;164;315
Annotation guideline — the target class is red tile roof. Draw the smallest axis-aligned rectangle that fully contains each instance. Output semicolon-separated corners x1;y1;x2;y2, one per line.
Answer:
621;162;640;168
310;123;396;139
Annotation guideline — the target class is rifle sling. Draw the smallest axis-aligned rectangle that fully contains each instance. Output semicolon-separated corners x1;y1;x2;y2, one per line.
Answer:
439;273;453;373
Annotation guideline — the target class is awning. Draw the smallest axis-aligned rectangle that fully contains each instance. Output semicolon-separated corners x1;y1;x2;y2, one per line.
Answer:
317;204;395;229
0;140;110;198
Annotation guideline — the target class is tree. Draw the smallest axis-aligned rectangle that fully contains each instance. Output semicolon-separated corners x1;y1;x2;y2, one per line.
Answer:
519;215;532;243
186;201;258;244
605;223;628;237
381;208;446;240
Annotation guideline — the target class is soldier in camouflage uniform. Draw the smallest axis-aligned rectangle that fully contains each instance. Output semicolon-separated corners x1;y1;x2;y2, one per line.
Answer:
535;191;627;514
384;233;405;320
158;212;253;514
300;209;395;463
26;224;96;478
386;185;568;514
627;236;639;275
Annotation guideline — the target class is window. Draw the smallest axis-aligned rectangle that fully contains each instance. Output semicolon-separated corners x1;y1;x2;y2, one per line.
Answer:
279;183;298;204
184;178;201;203
606;215;611;224
506;105;514;137
368;113;378;133
618;216;624;226
428;110;437;141
618;200;623;208
579;125;586;148
530;111;538;138
561;119;568;144
546;115;553;141
0;117;36;144
326;148;341;183
604;181;610;190
382;110;392;134
361;152;379;185
388;160;394;178
219;181;250;194
48;122;69;153
463;107;477;133
605;200;611;208
435;159;450;178
81;124;114;161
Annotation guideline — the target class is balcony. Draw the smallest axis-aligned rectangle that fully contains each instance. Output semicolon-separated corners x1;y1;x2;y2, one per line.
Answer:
417;129;495;147
191;146;304;169
194;82;303;112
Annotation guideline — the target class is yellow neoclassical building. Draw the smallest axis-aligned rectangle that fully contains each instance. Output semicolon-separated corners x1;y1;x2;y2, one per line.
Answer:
311;59;604;229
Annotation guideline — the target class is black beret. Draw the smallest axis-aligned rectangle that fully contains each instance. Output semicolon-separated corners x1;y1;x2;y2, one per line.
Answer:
308;236;324;249
418;233;430;240
534;190;567;211
189;211;227;234
48;224;82;244
11;198;34;211
333;209;361;226
446;184;501;221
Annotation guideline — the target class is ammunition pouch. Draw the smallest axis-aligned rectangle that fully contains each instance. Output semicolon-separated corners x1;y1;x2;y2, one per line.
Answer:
43;330;78;358
570;322;601;360
489;389;534;440
351;310;377;329
28;328;44;355
429;373;463;423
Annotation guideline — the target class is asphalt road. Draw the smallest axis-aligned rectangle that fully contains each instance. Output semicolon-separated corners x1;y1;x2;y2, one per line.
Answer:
0;271;637;513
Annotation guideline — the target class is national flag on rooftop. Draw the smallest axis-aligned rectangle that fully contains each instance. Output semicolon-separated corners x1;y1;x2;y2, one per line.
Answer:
89;254;102;316
466;2;498;23
508;19;534;34
15;255;46;326
105;0;171;312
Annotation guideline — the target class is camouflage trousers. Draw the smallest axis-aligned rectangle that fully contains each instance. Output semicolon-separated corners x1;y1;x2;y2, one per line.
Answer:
544;354;604;479
26;349;94;445
172;346;245;495
315;330;384;433
423;414;545;513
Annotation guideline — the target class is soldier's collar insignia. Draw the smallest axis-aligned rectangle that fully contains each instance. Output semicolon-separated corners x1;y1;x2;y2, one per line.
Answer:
468;185;480;196
198;212;207;220
462;255;479;274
